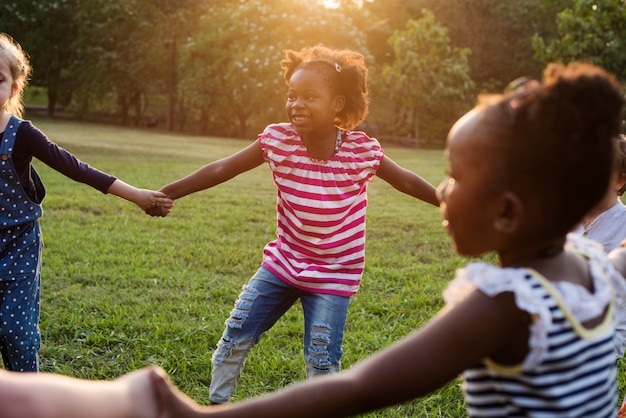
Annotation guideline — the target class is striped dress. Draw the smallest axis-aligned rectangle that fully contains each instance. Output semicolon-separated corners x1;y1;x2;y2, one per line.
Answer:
258;123;383;297
443;236;619;417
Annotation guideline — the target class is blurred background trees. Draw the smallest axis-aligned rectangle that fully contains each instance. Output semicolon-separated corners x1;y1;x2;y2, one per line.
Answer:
2;0;625;146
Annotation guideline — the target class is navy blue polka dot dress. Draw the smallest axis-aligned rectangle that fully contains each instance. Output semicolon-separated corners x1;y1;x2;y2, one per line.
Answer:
0;116;44;372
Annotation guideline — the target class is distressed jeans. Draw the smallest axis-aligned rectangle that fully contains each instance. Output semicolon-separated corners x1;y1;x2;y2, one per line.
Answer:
209;266;350;404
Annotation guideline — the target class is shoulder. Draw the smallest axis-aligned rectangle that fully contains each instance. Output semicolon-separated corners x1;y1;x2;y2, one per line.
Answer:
259;123;299;151
344;130;383;162
16;119;41;135
16;120;52;146
260;123;297;138
346;130;380;146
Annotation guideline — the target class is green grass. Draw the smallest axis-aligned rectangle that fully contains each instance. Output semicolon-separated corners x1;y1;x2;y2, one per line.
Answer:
22;117;625;416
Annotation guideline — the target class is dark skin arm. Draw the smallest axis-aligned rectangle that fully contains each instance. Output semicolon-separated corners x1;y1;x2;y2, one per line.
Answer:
375;155;439;206
153;290;530;418
159;140;265;200
145;140;265;216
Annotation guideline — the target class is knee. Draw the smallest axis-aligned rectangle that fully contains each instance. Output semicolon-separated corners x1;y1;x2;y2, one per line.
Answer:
225;285;259;330
305;322;340;375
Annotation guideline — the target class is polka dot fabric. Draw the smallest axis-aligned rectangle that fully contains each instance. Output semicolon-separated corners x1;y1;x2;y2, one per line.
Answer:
0;116;44;371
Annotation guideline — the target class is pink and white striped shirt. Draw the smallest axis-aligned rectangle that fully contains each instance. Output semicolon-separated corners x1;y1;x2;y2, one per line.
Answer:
259;123;383;297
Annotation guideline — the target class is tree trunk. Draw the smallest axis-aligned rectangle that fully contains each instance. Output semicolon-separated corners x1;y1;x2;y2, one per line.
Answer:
47;89;57;117
166;39;177;131
413;107;420;148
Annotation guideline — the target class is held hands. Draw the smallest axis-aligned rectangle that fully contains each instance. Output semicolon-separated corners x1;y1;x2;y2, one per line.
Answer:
135;189;174;217
149;366;221;417
144;198;173;217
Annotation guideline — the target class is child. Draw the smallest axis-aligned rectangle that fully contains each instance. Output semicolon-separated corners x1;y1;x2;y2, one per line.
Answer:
571;134;626;252
149;45;438;404
0;366;164;418
151;61;626;417
0;32;173;372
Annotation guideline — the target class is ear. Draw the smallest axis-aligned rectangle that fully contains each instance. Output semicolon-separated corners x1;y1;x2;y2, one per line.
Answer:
615;172;626;193
10;83;18;99
332;95;345;113
493;191;524;233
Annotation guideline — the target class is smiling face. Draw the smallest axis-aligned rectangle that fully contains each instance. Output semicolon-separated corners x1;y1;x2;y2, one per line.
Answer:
285;68;343;140
437;108;506;257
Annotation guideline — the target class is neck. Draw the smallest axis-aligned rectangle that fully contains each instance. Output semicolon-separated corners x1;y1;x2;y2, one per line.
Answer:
498;236;566;268
583;193;619;227
0;112;11;131
301;127;341;160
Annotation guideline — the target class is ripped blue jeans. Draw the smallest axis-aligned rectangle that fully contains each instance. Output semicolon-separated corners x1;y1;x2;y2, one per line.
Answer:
209;266;350;404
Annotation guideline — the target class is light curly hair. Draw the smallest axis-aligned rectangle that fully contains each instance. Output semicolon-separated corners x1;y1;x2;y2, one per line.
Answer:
0;33;31;118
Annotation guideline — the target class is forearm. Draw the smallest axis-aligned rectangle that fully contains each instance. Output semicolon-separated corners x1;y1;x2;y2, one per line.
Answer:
402;176;439;206
159;163;234;200
0;373;142;418
107;179;142;202
159;141;265;200
376;157;439;207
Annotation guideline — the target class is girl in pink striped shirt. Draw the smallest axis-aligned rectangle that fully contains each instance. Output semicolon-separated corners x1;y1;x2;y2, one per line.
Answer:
153;45;438;404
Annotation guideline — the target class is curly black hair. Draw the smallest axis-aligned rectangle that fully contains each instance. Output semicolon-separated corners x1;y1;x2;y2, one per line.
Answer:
280;45;369;130
478;62;624;235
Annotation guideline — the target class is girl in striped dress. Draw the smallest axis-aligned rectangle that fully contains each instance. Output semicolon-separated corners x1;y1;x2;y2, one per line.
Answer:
151;45;439;405
153;61;626;417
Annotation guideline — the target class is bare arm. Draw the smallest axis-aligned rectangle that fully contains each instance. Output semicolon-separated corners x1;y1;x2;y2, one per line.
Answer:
0;367;161;418
376;155;439;206
159;140;265;200
154;290;529;418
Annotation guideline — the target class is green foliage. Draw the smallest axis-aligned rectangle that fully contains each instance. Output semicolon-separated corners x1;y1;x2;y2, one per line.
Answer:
532;0;626;83
1;0;78;114
177;0;369;138
381;10;474;142
9;0;624;143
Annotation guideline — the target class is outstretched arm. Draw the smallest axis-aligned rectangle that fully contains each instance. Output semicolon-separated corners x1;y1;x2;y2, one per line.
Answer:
159;140;265;200
0;367;162;418
153;291;529;418
376;156;439;206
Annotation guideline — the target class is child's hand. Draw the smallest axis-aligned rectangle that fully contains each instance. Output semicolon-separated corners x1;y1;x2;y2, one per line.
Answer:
144;201;173;217
133;189;173;217
149;366;206;418
116;366;162;418
619;399;626;418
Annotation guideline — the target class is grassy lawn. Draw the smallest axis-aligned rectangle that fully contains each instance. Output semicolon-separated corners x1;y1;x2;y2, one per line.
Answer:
24;116;626;416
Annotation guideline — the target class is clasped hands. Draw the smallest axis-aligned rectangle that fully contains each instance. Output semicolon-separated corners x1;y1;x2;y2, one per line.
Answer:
144;198;173;217
138;190;174;217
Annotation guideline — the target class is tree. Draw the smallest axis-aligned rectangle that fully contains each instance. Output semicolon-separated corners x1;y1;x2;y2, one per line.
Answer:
382;10;474;144
178;0;369;138
362;0;571;91
532;0;626;83
70;0;210;128
1;0;78;116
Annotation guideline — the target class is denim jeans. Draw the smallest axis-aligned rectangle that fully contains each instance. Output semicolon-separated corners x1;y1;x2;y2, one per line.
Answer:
209;266;350;404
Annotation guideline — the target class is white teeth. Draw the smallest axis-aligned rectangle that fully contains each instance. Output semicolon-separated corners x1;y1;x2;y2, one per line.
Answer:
293;116;307;121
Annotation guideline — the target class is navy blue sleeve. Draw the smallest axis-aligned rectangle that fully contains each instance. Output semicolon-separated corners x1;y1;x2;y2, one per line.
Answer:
14;121;117;195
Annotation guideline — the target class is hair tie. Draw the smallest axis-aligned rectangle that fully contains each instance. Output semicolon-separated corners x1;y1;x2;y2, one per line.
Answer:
335;62;342;73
